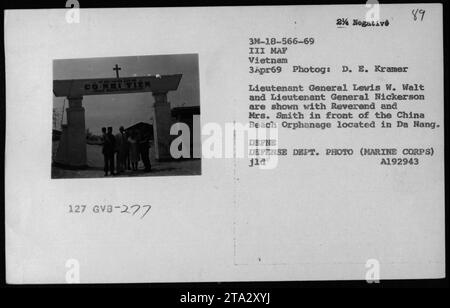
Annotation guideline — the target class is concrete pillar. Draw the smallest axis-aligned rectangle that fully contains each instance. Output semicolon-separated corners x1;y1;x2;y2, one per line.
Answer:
54;96;87;168
55;124;69;165
152;92;173;161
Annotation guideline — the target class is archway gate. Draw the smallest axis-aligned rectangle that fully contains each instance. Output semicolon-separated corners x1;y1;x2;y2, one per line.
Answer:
53;73;182;168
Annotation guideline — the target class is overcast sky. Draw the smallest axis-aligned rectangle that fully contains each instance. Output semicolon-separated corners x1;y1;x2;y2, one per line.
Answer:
53;54;199;134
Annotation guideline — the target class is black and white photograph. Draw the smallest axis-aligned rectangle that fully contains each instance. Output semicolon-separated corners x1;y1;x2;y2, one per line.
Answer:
52;54;201;179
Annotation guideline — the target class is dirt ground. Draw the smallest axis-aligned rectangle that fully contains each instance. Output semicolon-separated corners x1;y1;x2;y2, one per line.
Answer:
51;141;201;179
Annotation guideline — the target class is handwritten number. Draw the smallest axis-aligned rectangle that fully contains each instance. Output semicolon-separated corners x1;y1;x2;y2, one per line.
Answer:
141;205;152;219
412;9;425;21
130;204;140;216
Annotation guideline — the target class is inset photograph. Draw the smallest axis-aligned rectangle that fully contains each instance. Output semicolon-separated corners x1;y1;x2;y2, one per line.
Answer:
52;54;201;179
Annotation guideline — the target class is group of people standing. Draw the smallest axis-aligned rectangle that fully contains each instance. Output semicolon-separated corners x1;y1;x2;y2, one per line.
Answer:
102;126;152;176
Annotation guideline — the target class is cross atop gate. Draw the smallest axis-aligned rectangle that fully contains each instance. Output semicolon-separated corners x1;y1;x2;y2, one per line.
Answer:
113;64;121;78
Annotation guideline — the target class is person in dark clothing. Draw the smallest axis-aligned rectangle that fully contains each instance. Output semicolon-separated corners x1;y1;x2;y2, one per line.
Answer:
102;126;116;176
137;130;151;172
102;127;108;175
